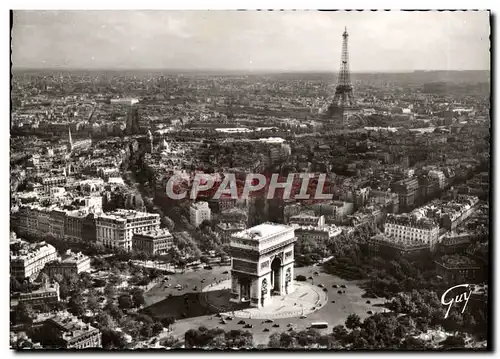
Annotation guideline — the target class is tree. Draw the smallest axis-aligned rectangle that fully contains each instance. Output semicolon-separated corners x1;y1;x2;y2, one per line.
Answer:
152;322;164;336
160;335;180;348
104;284;116;299
131;287;145;308
15;303;35;324
79;272;93;289
10;277;22;293
441;334;466;349
118;295;133;310
86;293;100;313
331;325;348;343
161;216;175;231
401;337;427;350
101;329;128;349
345;313;362;330
318;334;338;349
353;336;369;349
161;316;176;329
278;332;294;348
68;295;85;317
140;324;153;338
104;302;123;319
95;311;113;329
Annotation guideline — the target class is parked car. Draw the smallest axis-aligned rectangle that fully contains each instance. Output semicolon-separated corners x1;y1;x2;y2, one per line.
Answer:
238;320;246;325
331;300;336;303
332;284;339;288
273;324;280;328
263;328;270;332
323;288;328;292
205;266;213;270
223;271;229;274
264;319;274;323
366;300;371;304
341;285;347;289
367;311;373;315
244;324;253;329
337;290;343;294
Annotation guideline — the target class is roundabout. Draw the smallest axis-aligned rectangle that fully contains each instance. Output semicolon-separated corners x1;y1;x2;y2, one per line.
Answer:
202;280;328;319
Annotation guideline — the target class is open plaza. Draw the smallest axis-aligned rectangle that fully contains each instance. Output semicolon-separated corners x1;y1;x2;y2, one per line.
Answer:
143;265;387;346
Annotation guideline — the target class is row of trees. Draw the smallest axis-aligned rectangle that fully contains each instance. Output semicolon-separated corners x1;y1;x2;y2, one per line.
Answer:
266;312;469;350
184;326;253;349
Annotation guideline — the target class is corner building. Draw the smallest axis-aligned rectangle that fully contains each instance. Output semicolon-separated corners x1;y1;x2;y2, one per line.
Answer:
229;223;296;308
96;209;160;251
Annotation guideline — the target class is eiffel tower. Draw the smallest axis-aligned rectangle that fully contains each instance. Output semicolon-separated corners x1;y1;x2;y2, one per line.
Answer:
324;27;356;124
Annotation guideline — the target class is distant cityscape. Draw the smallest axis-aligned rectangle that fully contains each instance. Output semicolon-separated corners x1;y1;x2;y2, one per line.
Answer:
10;10;490;351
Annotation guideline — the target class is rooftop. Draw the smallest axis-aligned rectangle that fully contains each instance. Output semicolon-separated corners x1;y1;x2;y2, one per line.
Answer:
134;228;173;238
98;209;159;221
232;222;291;241
47;312;99;340
190;201;210;210
386;213;438;229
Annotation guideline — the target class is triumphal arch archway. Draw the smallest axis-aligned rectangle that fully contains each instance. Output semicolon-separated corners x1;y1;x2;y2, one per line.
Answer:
229;223;296;308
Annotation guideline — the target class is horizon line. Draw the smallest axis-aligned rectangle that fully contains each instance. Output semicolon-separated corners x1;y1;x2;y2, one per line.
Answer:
11;67;490;74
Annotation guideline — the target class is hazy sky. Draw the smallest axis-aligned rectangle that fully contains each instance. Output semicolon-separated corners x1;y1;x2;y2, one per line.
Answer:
12;10;490;72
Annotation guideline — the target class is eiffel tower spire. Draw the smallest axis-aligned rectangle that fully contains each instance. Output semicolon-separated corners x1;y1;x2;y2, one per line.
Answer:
333;27;355;107
328;27;356;124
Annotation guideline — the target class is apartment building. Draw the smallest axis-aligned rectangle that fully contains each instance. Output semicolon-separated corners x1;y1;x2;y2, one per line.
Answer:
45;250;91;277
384;213;440;250
189;201;211;228
289;212;325;227
132;228;174;255
40;312;102;349
96;209;160;251
11;241;59;280
18;282;60;308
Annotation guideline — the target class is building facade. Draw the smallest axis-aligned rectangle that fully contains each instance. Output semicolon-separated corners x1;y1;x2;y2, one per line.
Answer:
11;241;59;281
18;282;60;308
96;209;160;251
132;228;174;255
45;250;91;277
289;213;325;227
384;213;440;250
189;201;212;228
392;178;419;211
41;312;102;349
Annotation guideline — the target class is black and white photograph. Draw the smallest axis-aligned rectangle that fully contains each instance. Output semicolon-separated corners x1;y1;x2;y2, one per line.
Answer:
9;9;491;351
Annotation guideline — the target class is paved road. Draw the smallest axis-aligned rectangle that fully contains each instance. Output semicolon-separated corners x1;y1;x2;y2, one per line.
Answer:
144;265;388;346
